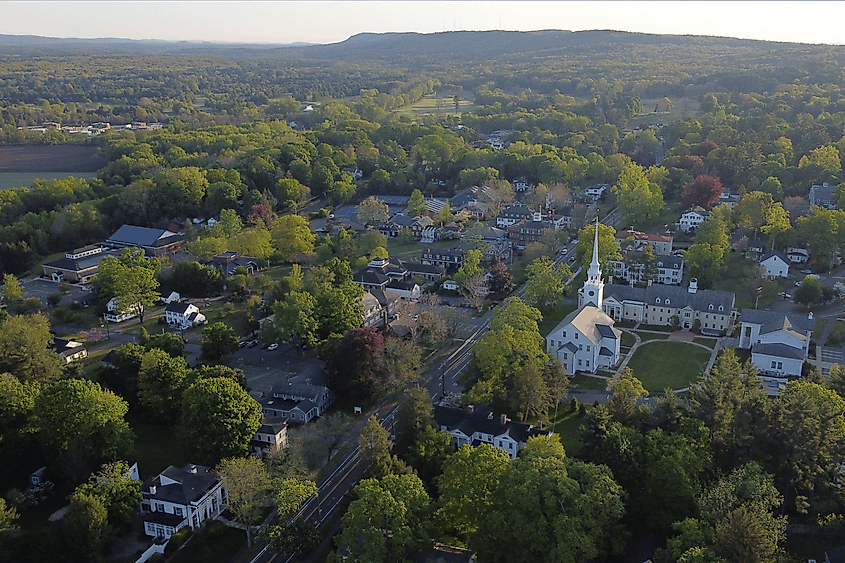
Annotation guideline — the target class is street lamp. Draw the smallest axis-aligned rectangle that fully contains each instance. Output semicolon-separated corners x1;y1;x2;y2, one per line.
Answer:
755;287;763;309
101;314;110;339
440;362;446;400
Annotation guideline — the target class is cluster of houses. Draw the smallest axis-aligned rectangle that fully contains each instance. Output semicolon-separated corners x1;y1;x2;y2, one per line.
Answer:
41;222;260;328
22;120;164;136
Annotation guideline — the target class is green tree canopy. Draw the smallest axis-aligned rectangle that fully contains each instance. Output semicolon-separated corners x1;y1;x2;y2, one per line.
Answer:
182;377;262;465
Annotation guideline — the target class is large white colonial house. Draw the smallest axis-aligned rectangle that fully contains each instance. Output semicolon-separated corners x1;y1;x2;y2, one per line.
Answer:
759;251;790;279
433;403;551;459
141;464;227;539
678;206;709;233
737;309;814;378
546;221;622;374
164;302;207;329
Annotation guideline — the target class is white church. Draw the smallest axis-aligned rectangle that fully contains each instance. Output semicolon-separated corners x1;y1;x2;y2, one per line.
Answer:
545;221;622;375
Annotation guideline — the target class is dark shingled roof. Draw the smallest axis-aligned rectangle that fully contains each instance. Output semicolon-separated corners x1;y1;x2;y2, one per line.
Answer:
107;225;183;248
753;342;805;360
604;283;734;312
433;403;548;445
740;309;814;335
143;464;221;506
596;324;617;338
165;301;192;314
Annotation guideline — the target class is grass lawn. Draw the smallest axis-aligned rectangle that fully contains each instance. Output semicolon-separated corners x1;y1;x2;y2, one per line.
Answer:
170;521;245;563
814;317;829;340
130;417;192;480
626;341;711;392
548;408;585;457
569;375;610;391
633;331;671;341
693;337;717;348
538;303;577;337
620;332;636;347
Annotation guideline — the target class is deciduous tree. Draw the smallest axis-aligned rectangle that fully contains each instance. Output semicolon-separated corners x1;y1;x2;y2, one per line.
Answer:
182;377;262;464
97;247;160;324
216;456;273;547
201;321;239;364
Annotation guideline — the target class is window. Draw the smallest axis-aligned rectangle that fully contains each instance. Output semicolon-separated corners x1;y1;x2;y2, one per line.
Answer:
550;340;555;347
155;502;165;513
579;344;583;350
586;360;590;367
563;353;568;360
685;312;691;318
709;304;714;310
575;333;578;340
771;361;777;369
719;305;724;311
665;299;670;305
578;359;582;366
175;507;183;517
656;298;661;304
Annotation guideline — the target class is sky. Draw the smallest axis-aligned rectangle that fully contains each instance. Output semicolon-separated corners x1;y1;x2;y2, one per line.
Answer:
2;1;845;47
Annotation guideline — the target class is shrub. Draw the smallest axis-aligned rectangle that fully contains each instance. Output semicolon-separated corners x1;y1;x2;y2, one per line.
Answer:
569;397;579;413
164;526;193;556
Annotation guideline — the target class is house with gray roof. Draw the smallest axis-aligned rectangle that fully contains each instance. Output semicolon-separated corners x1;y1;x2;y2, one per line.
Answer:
106;225;185;257
759;251;790;279
810;182;837;209
41;245;120;284
260;380;334;424
141;464;226;539
738;309;814;378
433;403;551;459
602;279;735;335
211;250;259;277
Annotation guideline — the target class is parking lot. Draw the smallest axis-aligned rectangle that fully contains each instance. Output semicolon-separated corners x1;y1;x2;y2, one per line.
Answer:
20;276;95;308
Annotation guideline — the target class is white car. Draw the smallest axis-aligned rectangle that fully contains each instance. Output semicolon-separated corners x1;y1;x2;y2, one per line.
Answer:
267;343;279;351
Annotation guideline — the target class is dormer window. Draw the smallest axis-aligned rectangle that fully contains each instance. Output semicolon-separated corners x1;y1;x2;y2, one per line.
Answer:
656;298;661;304
665;299;670;305
709;304;714;310
719;305;724;311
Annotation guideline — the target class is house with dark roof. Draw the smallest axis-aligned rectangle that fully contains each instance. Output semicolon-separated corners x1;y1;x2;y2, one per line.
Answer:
609;252;684;286
106;225;185;257
495;205;534;228
421;246;466;271
433;403;551;459
164;302;207;329
260;380;334;424
602;279;735;335
41;245;120;284
810;182;837;209
759;251;790;279
211;250;259;277
141;464;227;539
352;257;423;300
377;214;415;238
249;417;288;454
738;309;814;378
51;338;88;363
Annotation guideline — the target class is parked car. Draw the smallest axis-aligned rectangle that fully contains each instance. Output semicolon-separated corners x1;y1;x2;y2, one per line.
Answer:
248;339;259;348
267;343;279;351
778;292;792;299
238;340;248;348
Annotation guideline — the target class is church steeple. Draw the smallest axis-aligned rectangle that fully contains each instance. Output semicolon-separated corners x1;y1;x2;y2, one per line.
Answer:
580;218;604;309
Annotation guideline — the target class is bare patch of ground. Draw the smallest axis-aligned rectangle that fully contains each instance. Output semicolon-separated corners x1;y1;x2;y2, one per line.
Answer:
0;145;107;172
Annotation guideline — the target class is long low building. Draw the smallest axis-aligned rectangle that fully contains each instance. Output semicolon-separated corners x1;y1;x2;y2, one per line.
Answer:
42;245;119;284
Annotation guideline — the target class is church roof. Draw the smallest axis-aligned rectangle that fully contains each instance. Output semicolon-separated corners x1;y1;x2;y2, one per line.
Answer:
556;305;619;346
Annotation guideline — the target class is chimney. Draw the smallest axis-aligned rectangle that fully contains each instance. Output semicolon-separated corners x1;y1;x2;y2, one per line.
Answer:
533;210;542;222
150;485;157;495
500;413;507;425
467;404;474;414
688;278;698;294
647;279;652;287
189;465;197;474
809;311;814;321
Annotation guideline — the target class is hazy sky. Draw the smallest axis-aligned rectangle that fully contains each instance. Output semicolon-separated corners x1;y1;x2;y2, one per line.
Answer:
2;1;844;46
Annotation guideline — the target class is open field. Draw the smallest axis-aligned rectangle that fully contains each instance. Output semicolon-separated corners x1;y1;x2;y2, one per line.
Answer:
626;341;711;392
630;97;700;128
0;171;97;190
393;93;475;117
0;144;106;172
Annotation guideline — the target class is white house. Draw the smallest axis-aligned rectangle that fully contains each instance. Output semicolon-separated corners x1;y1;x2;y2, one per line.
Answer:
513;176;530;192
249;417;288;454
433;403;551;459
141;464;227;539
584;183;609;200
678;206;709;233
759;251;790;279
737;309;814;378
442;280;459;291
103;297;139;323
52;338;88;363
160;291;181;305
164;302;207;329
787;247;810;264
495;205;534;228
546;221;622;374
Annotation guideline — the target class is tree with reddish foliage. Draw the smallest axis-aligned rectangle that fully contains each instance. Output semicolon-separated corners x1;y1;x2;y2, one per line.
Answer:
487;262;514;295
682;155;707;176
690;140;719;157
682;174;724;210
326;327;386;401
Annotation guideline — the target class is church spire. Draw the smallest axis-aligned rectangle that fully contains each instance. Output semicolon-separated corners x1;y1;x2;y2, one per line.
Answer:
588;216;601;280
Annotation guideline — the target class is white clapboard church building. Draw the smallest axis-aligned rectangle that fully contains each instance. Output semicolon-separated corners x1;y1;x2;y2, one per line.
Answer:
545;221;621;375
